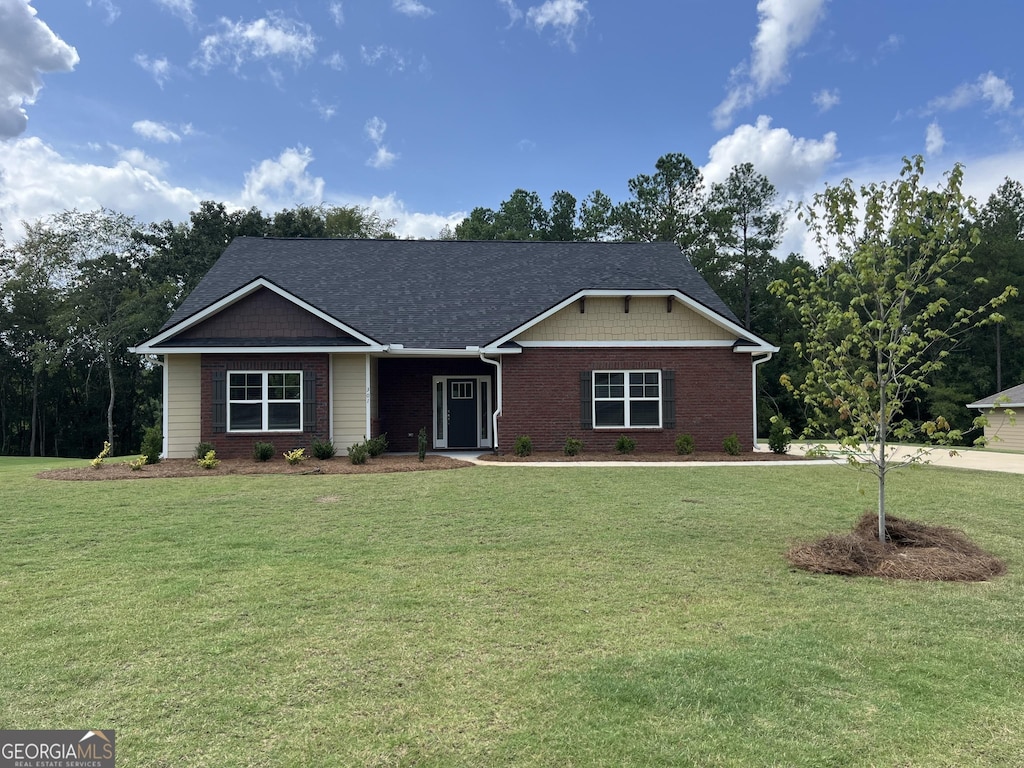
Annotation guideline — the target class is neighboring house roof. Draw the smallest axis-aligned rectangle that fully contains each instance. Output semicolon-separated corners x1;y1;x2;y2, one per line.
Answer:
150;238;763;351
967;383;1024;409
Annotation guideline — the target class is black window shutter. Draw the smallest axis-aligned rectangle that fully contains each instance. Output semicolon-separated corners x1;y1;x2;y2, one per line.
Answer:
662;369;676;429
579;371;593;429
303;371;317;432
212;370;226;433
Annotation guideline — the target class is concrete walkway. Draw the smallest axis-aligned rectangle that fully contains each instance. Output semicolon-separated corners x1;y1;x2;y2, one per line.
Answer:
443;445;1024;474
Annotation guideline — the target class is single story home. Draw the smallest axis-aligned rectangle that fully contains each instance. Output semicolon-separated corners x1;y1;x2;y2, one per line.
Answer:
967;383;1024;451
132;238;778;458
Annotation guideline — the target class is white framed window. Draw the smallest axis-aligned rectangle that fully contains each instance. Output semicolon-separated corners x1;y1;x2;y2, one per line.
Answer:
593;370;661;428
228;371;302;432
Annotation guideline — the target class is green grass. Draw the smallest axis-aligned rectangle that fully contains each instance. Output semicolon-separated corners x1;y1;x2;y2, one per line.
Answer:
2;459;1023;767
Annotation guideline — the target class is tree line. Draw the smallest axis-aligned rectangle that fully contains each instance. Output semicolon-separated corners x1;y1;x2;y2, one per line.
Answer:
1;154;1021;457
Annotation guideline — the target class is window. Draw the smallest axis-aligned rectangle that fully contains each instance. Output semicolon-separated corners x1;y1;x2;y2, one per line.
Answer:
228;371;302;431
593;370;661;428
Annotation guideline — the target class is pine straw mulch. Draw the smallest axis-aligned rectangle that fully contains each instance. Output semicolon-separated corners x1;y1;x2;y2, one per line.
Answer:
37;454;474;481
786;511;1006;582
479;450;808;463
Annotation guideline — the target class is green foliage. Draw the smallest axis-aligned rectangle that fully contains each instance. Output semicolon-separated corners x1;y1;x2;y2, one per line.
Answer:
770;155;1019;540
283;448;306;466
253;441;275;462
127;455;147;471
563;436;584;456
675;433;695;455
513;435;533;457
615;434;637;454
310;437;336;460
196;450;219;469
417;427;427;462
365;433;388;458
91;441;112;468
768;416;791;455
193;441;215;461
348;442;369;465
140;425;162;465
722;434;741;456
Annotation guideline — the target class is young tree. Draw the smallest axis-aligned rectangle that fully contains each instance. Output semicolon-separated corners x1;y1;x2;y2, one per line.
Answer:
614;153;704;248
577;189;615;241
771;157;1017;541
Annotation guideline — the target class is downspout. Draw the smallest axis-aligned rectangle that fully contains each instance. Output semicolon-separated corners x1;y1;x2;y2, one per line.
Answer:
751;352;773;449
161;356;168;459
479;353;502;452
365;354;372;439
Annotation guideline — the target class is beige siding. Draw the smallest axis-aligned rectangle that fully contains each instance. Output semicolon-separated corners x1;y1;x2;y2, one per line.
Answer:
165;354;201;459
984;408;1024;452
514;296;737;343
333;354;369;446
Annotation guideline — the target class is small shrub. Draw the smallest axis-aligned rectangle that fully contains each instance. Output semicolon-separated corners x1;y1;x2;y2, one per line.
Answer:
127;455;147;471
768;416;792;455
140;425;162;464
417;427;427;462
91;441;112;468
675;433;695;455
366;433;388;458
283;447;307;466
564;436;583;456
348;441;369;465
193;441;215;461
723;433;741;456
310;437;336;460
253;441;275;462
513;435;533;457
615;434;637;454
196;450;220;469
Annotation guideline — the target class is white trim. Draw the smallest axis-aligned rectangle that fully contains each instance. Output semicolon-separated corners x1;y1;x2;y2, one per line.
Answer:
515;339;740;349
752;352;773;449
592;369;663;429
384;346;519;357
479;354;502;452
227;370;303;433
432;375;494;449
161;358;169;459
486;289;777;352
132;277;382;353
137;345;380;355
365;354;372;440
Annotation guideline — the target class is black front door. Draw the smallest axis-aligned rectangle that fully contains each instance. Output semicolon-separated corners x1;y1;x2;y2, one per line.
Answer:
447;379;477;448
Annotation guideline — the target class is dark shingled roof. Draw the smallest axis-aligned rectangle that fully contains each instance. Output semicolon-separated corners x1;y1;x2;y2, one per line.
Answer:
162;238;743;349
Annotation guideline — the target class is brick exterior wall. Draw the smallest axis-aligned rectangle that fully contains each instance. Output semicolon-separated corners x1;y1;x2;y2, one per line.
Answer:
499;347;754;453
199;353;330;458
377;357;495;452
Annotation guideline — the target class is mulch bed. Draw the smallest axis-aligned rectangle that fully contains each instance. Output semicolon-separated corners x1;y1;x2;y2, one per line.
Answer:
786;511;1006;582
479;450;808;463
38;454;474;481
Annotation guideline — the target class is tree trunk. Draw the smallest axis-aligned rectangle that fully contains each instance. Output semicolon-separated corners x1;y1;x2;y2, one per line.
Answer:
105;345;116;451
29;371;39;457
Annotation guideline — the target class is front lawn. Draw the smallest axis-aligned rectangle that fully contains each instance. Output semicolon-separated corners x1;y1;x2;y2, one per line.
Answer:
2;459;1022;767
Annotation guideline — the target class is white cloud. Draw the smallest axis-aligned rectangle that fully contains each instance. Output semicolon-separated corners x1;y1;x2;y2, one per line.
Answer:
925;121;945;156
360;45;407;73
324;51;346;71
813;88;839;113
367;193;466;239
86;0;120;24
498;0;524;24
0;137;199;239
134;53;172;87
394;0;434;18
195;13;317;72
240;146;324;209
927;71;1014;114
155;0;196;26
117;147;168;175
702;115;838;198
0;0;80;139
526;0;590;50
712;0;827;129
132;119;181;143
365;117;398;169
329;2;345;26
312;98;336;121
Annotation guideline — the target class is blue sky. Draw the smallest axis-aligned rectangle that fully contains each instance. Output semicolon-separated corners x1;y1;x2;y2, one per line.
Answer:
2;0;1024;254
